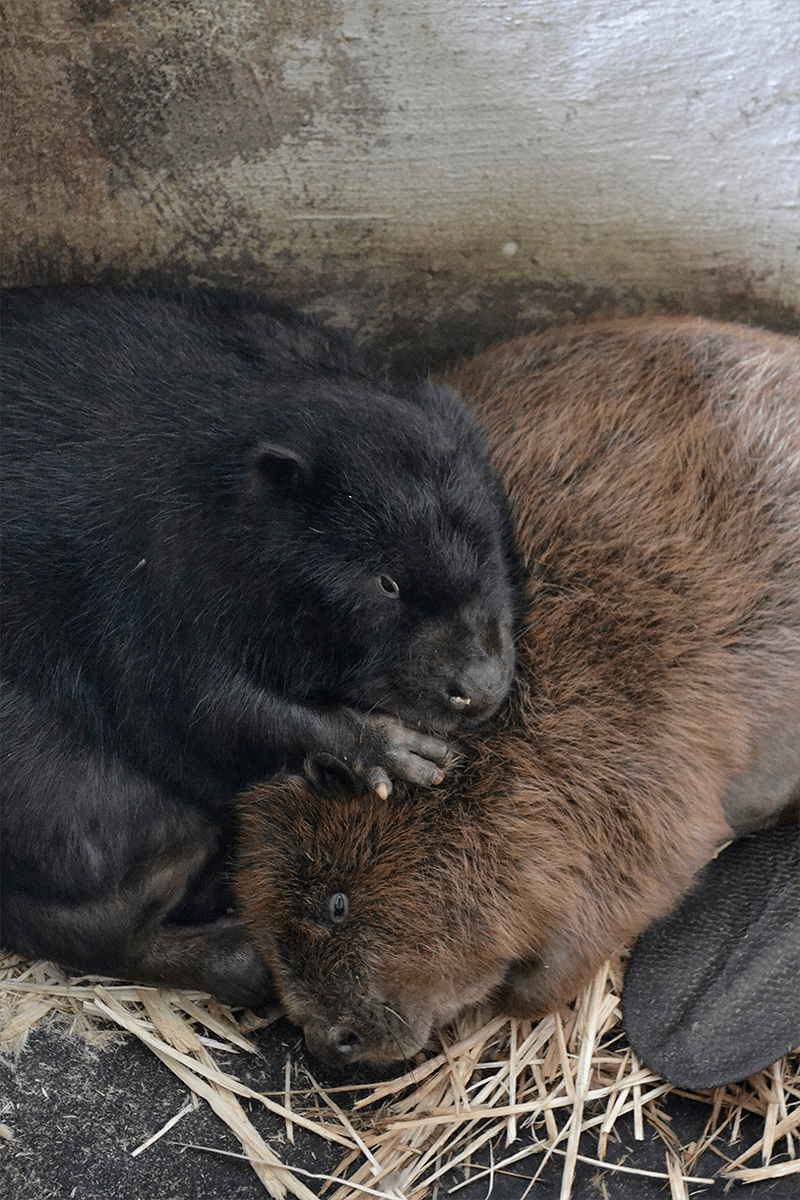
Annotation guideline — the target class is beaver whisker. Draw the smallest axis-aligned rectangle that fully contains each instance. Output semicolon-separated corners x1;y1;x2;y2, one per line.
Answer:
383;1004;411;1030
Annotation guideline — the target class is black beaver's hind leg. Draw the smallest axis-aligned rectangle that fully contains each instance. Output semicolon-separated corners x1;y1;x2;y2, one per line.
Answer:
2;810;275;1008
1;691;274;1007
135;917;276;1008
621;824;800;1088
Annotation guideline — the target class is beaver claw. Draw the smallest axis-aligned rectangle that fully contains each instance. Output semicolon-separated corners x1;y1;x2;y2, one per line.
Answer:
307;708;452;796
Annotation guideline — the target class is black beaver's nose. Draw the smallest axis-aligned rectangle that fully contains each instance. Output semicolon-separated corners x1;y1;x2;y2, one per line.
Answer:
329;1024;362;1059
447;652;513;721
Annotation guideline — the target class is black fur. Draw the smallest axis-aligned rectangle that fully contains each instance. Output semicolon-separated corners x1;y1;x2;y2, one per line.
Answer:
0;286;516;1001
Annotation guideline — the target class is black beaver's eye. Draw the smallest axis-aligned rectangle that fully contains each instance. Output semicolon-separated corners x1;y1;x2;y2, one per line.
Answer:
377;574;400;599
328;892;349;924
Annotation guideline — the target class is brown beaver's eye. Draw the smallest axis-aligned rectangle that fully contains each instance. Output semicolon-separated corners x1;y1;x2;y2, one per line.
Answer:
377;574;400;599
328;892;349;923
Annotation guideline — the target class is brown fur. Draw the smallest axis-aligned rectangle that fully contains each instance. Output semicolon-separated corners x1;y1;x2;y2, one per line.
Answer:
236;317;800;1065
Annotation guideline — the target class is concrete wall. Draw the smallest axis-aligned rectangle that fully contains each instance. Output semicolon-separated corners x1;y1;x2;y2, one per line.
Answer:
3;0;798;372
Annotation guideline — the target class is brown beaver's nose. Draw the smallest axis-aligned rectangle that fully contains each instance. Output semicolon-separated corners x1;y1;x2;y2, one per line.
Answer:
329;1024;362;1059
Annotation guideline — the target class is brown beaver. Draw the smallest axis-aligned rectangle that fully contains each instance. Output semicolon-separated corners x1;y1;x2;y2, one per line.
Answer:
236;316;800;1062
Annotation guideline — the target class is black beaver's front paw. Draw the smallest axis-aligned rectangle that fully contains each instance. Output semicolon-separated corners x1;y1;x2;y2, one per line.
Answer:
311;708;453;797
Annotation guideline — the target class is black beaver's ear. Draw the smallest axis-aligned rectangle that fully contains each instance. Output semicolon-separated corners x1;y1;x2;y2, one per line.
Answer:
250;441;310;494
304;754;361;798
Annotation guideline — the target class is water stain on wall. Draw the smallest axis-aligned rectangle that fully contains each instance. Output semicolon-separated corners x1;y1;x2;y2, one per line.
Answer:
69;0;380;178
2;0;798;364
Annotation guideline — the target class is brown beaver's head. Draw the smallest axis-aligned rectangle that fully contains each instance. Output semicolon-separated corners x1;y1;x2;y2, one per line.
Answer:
235;771;517;1066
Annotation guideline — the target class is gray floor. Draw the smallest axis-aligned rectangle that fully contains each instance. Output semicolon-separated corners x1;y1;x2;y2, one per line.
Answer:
2;1019;796;1200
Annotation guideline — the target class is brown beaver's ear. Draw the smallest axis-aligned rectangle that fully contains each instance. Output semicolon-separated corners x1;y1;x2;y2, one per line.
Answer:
250;441;310;494
304;753;361;798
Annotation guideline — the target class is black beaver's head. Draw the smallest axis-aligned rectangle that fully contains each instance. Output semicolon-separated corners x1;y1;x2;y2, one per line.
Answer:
210;362;519;734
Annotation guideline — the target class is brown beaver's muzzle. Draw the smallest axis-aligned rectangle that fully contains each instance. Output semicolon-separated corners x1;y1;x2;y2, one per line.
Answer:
300;996;433;1067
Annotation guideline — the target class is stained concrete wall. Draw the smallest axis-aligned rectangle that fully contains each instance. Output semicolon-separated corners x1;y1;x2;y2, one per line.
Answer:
2;0;798;372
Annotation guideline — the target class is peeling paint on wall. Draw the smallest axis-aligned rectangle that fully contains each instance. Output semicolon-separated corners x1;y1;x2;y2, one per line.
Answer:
2;0;798;365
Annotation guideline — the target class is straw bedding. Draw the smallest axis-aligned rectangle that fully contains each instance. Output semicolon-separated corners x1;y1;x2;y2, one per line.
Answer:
2;949;797;1199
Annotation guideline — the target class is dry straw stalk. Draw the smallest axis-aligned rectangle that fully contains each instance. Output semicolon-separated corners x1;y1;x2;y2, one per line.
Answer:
2;950;797;1198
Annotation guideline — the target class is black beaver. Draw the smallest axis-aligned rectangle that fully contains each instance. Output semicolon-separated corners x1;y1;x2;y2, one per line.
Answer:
236;316;800;1064
0;286;517;1004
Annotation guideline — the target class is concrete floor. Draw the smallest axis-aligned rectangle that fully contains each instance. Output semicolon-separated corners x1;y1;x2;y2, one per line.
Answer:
2;1017;796;1200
